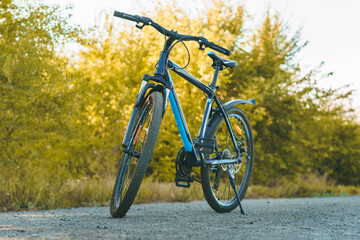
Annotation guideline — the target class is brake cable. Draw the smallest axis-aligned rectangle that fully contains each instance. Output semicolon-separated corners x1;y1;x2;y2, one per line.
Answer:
168;38;191;70
153;29;191;70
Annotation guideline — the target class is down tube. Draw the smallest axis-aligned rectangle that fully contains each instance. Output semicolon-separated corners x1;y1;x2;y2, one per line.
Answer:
166;72;193;152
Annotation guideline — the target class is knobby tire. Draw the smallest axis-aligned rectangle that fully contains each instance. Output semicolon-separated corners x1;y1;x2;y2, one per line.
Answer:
201;107;254;213
110;91;163;218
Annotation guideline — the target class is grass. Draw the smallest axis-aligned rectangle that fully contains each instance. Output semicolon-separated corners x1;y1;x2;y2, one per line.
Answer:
136;174;360;203
246;175;360;199
135;176;204;203
0;175;114;212
1;174;359;212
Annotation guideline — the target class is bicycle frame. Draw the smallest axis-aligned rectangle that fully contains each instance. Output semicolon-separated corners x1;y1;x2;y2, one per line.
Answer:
167;61;243;166
122;37;242;167
111;10;255;217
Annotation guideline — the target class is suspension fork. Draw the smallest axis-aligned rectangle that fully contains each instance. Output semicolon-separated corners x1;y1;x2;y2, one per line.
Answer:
121;81;146;148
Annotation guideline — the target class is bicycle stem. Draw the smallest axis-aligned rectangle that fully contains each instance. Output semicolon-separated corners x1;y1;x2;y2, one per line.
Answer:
155;37;176;76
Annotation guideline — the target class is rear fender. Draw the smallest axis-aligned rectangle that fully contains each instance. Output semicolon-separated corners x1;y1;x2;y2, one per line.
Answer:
223;99;256;110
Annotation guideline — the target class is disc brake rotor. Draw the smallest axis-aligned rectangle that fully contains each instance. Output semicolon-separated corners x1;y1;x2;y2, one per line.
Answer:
220;149;231;171
220;148;242;173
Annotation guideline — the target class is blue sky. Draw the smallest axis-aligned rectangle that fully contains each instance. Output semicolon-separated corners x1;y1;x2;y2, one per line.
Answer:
45;0;360;115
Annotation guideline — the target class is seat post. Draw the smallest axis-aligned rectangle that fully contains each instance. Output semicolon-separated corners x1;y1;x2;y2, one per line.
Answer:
209;65;220;91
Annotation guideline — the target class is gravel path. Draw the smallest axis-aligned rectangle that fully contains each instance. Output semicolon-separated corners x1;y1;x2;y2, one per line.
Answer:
0;196;359;239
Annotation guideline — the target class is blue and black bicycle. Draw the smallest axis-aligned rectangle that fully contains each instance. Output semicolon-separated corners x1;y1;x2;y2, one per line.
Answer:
110;11;255;218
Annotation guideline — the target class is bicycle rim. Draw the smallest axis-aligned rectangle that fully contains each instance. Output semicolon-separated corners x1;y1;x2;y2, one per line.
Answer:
113;99;153;208
202;108;254;211
110;91;163;218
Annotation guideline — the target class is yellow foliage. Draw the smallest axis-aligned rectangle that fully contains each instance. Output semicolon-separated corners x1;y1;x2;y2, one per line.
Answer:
1;0;359;211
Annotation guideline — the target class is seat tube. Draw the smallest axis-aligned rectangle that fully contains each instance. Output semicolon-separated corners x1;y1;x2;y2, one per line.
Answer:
198;66;219;137
198;98;213;138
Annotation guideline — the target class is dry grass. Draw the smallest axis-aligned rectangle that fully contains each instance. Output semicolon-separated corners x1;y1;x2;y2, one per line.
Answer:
135;177;204;203
1;174;359;212
0;175;114;212
135;174;360;203
246;174;360;199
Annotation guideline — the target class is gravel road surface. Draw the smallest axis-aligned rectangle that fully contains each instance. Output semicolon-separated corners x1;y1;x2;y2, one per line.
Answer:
0;196;359;239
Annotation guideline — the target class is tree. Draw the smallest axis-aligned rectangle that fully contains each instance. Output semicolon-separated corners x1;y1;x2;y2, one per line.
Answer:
1;0;359;211
75;1;359;186
0;0;92;209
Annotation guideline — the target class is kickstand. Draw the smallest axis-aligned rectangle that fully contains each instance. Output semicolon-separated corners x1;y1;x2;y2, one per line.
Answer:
228;167;246;215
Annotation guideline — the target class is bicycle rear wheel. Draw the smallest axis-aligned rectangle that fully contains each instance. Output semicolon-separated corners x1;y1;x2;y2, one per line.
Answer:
110;91;163;218
201;107;254;213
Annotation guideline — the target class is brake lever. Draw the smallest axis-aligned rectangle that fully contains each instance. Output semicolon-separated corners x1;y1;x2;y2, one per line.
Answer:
136;16;153;30
136;22;146;29
198;37;208;50
199;43;206;50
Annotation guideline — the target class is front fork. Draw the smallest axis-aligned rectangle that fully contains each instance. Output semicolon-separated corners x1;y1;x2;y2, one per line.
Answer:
122;80;147;148
122;78;170;149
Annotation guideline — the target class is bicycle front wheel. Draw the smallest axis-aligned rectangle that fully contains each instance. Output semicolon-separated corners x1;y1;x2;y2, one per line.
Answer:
201;107;254;213
110;91;163;218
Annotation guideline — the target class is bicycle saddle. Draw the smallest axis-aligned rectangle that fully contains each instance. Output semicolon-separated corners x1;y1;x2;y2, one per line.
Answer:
207;51;237;69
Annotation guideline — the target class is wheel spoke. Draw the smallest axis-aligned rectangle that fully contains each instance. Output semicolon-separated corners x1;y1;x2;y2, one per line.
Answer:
204;111;253;209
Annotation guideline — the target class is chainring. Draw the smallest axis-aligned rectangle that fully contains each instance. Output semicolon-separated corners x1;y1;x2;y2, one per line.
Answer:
175;147;192;178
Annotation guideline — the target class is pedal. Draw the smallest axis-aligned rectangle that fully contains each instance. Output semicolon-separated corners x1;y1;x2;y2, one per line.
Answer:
175;174;192;188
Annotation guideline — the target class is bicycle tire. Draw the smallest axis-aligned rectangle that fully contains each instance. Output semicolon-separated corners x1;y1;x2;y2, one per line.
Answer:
201;107;254;213
110;91;163;218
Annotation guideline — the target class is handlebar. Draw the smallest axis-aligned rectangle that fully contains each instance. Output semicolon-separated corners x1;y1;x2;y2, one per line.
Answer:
113;11;231;56
113;11;139;22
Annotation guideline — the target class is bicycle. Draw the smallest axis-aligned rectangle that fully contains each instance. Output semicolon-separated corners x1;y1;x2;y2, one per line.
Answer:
110;11;255;218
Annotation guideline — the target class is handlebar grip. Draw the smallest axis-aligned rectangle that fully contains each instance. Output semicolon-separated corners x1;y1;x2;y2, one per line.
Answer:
114;11;139;22
208;42;231;56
